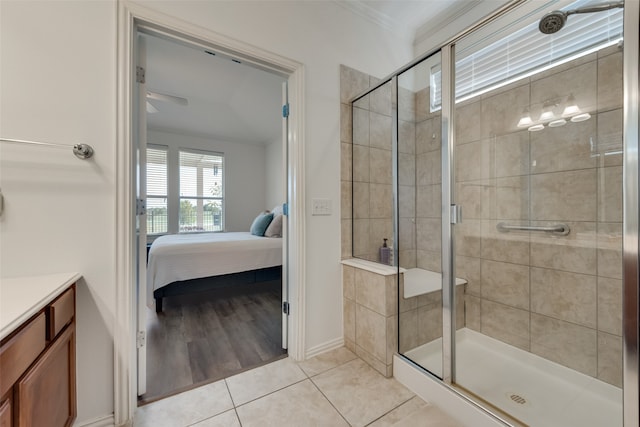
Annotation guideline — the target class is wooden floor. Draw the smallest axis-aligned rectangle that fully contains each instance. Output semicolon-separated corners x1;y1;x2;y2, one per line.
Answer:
140;280;286;404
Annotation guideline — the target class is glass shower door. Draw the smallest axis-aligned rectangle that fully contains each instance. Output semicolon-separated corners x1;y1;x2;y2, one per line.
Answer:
451;2;624;425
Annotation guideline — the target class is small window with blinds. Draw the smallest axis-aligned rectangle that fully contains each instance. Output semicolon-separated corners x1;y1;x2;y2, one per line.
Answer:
146;145;168;234
179;150;224;233
430;0;623;111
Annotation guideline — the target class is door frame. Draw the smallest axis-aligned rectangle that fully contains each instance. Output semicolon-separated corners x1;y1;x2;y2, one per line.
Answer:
115;2;306;424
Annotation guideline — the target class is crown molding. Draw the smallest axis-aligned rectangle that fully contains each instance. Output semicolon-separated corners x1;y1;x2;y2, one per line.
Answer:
333;0;413;41
413;0;484;47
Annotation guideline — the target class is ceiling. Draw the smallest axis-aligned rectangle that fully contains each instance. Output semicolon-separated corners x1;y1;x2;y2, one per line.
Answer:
143;1;475;146
144;33;286;146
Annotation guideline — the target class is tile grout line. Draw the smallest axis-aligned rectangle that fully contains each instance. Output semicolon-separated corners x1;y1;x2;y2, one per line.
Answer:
308;374;354;427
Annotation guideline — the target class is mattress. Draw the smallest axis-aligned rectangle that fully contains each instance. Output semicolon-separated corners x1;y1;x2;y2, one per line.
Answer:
147;232;282;306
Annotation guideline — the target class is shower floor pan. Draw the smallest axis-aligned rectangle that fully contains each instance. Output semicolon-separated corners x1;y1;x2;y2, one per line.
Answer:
404;328;622;427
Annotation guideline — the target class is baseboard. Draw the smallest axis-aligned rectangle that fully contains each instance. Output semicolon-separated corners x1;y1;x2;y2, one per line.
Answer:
73;414;117;427
304;337;344;359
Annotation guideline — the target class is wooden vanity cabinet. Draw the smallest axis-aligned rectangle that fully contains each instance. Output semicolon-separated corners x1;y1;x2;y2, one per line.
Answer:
0;284;76;427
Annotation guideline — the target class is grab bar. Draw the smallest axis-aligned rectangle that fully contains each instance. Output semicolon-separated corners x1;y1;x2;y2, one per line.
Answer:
496;222;570;236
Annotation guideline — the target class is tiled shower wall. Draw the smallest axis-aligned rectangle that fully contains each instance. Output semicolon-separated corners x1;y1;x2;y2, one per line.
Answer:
452;45;623;387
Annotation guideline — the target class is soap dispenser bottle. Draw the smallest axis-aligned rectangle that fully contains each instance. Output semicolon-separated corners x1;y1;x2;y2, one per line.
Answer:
379;238;390;265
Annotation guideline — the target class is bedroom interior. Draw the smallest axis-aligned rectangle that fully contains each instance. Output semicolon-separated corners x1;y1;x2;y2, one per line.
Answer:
138;32;288;403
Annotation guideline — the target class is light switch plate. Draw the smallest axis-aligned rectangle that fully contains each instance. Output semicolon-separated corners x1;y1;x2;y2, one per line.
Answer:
312;198;332;216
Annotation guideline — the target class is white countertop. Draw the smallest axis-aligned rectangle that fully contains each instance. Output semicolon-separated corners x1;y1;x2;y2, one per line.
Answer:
341;258;406;276
0;272;81;341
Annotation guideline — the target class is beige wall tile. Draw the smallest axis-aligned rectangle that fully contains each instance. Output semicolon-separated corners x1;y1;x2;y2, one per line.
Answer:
597;109;623;167
530;117;596;174
481;300;530;351
598;277;622;336
597;51;623;112
353;107;370;146
456;140;493;182
481;220;530;265
356;269;396;316
398;152;415;186
399;120;416;154
399;275;418;313
531;61;597;118
353;219;370;258
355;304;387;363
456;256;481;296
370;148;393;185
345;337;355;353
418;290;441;308
418;304;442;345
355;344;388;377
344;298;355;343
341;181;352;220
340;65;371;104
386;275;399;317
417;250;441;272
370;81;392;116
399;250;416;269
398;86;416;123
495;176;529;220
353;144;370;183
415;87;430;122
531;267;597;328
495;131;530;178
416;151;441;185
417;184;441;219
369;219;394;262
531;313;597;376
455;101;482;145
399;310;418;353
343;265;355;300
341;219;352;259
454;220;481;258
597;332;623;388
530;169;597;222
465;294;481;331
370;184;393;219
386;315;398;364
481;259;530;310
353;182;369;219
530;221;597;275
598;166;622;223
399;218;415;251
457;181;483;219
481;83;530;138
341;142;352;182
597;222;623;279
416;218;441;253
416;117;441;154
370;112;392;150
341;103;352;144
399;185;416;219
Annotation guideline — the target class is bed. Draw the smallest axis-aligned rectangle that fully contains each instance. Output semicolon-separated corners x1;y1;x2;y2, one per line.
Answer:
147;232;282;312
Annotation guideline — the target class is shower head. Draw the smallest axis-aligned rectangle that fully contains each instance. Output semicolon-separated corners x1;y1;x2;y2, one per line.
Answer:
538;1;624;34
539;10;567;34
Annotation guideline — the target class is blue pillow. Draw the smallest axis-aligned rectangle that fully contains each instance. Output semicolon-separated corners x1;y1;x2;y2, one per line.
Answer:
250;212;274;236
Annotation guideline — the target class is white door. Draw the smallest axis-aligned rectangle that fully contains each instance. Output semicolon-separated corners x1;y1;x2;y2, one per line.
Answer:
135;34;148;396
281;81;289;350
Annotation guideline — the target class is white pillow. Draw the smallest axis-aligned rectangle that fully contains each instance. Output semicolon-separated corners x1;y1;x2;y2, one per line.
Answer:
264;214;283;237
271;204;284;216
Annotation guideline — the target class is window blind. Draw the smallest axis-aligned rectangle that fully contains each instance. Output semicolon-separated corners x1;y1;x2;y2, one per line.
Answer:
146;146;168;234
179;150;224;232
431;0;623;111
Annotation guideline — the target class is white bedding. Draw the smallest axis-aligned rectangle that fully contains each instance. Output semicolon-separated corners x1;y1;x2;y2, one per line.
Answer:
147;232;282;306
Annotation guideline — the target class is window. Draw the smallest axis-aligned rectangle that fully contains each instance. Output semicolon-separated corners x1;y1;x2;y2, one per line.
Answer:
146;146;168;234
179;150;224;232
430;0;623;111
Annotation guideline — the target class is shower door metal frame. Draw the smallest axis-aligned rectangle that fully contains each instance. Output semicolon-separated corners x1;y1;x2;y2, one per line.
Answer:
622;0;639;426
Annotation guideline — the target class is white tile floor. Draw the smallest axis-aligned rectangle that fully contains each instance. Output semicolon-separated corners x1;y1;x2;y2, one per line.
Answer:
135;347;462;427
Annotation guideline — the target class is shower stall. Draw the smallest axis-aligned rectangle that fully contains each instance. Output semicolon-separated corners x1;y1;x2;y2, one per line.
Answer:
348;0;638;425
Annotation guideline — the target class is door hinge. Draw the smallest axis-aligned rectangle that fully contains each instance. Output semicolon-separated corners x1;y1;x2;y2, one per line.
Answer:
282;301;290;315
136;198;146;216
282;103;289;118
136;66;146;84
137;331;146;348
450;204;462;224
282;203;288;216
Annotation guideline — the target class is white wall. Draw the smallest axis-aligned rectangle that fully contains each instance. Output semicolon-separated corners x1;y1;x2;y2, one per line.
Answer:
148;129;266;231
0;1;116;423
0;0;412;424
264;138;283;211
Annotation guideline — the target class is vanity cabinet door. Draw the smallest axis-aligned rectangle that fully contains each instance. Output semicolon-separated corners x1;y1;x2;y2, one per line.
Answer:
0;397;11;427
14;325;75;427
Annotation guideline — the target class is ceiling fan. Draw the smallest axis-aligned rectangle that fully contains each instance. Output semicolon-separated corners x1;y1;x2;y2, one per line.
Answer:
146;90;188;113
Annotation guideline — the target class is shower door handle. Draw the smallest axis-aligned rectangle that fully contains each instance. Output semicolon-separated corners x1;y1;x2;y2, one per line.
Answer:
450;204;462;224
